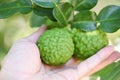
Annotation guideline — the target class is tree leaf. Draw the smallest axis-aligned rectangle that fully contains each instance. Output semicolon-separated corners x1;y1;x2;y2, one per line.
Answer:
67;0;77;7
17;0;32;14
75;0;98;11
0;0;32;19
103;63;120;80
30;13;53;27
72;21;96;31
98;5;120;33
53;3;74;27
72;11;97;31
30;13;60;29
33;5;56;21
0;2;16;18
32;0;60;8
94;60;120;80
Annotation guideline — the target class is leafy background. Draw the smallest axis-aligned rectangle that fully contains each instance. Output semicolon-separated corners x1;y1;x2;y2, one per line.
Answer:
0;0;120;80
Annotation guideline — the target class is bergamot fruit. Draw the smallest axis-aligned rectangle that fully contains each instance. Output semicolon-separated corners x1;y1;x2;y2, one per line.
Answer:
73;28;108;59
37;28;74;65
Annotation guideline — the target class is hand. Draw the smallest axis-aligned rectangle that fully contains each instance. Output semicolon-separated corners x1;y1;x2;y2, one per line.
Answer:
0;26;120;80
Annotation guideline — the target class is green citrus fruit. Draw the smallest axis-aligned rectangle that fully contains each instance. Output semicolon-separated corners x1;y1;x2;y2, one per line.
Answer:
73;29;108;59
37;28;74;65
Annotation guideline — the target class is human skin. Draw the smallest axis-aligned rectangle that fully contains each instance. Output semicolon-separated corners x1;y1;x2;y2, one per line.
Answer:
0;26;120;80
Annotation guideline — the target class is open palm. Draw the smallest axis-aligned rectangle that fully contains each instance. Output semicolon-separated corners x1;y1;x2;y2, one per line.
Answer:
0;26;120;80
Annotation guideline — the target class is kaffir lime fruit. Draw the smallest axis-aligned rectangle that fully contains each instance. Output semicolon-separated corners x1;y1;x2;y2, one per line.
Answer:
73;29;108;59
37;28;74;65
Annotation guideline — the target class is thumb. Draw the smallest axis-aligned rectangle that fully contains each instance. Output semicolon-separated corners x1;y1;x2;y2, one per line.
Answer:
1;25;47;75
25;25;47;43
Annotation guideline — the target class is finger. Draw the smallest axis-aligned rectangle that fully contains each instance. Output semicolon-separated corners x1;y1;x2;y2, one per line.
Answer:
25;25;47;43
64;58;80;68
85;51;120;76
77;46;114;77
56;46;115;80
44;58;80;72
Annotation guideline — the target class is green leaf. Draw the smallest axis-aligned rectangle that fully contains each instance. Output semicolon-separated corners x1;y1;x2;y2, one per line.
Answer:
72;11;97;31
53;3;74;27
32;0;60;8
33;5;56;21
17;0;32;14
94;60;120;80
72;21;96;31
98;5;120;33
0;0;32;19
67;0;77;7
0;2;16;18
103;63;120;80
30;13;61;29
75;0;98;11
30;13;53;27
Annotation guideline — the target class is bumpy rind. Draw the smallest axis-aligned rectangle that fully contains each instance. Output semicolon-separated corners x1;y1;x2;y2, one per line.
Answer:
37;28;74;65
73;29;108;59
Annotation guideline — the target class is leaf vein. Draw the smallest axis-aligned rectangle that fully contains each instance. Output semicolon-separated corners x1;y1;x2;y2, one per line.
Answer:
0;6;32;11
99;18;120;22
